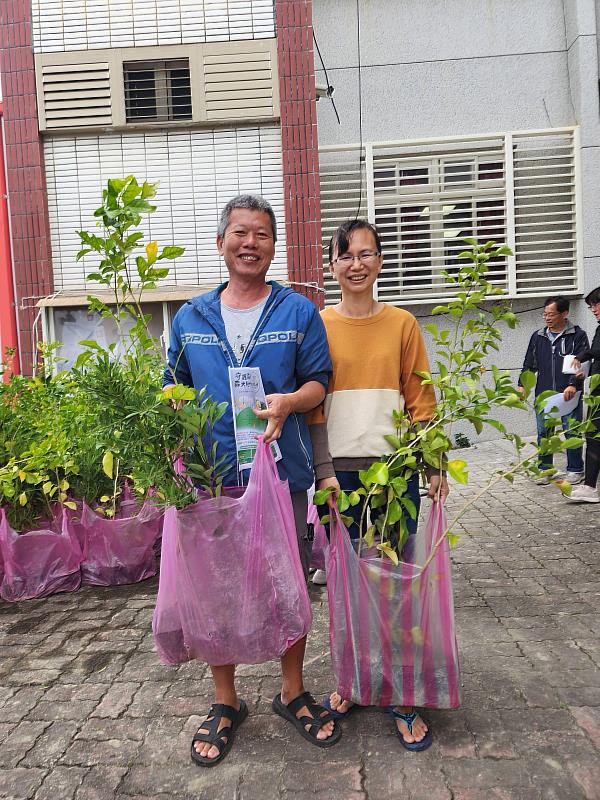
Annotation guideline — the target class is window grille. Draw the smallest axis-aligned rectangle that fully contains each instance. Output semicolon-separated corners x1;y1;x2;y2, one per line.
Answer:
319;128;580;304
124;59;192;123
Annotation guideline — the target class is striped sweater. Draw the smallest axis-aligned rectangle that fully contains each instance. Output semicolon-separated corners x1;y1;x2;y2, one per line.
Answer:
309;304;436;479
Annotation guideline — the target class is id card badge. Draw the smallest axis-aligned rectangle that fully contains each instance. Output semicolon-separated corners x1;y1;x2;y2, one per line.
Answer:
228;367;282;470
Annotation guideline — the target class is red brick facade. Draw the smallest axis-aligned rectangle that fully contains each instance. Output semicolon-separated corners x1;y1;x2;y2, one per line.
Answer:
0;0;53;373
275;1;324;308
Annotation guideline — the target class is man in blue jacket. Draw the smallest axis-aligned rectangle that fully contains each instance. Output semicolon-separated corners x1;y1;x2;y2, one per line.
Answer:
164;194;340;766
518;296;589;484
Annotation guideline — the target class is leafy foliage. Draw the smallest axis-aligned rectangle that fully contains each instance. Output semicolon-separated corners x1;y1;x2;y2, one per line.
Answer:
316;239;596;562
0;176;227;530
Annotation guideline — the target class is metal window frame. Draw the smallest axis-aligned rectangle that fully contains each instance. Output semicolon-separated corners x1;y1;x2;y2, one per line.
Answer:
320;127;581;306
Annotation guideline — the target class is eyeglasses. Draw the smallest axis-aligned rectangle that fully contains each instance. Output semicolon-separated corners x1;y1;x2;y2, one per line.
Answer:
334;251;380;266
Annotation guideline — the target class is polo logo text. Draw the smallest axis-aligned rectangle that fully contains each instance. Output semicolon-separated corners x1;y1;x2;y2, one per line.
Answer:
255;330;305;345
181;333;221;346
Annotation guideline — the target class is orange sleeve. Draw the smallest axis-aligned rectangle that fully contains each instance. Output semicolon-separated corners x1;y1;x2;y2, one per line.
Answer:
400;318;437;423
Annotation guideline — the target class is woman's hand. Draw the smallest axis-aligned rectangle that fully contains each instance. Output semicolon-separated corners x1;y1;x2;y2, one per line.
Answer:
317;476;340;509
428;474;449;502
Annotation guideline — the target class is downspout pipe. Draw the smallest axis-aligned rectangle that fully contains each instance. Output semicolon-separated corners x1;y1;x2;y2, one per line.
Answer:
0;102;20;378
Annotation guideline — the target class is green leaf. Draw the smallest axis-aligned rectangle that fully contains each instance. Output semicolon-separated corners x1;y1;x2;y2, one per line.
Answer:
365;462;389;486
519;370;536;395
159;245;185;260
447;459;468;485
313;487;333;505
386;498;402;524
400;495;417;520
376;543;399;565
336;491;350;512
102;451;114;479
18;492;28;506
447;532;460;547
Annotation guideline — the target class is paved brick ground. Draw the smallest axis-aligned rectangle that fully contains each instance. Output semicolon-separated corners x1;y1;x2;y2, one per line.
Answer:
1;440;599;800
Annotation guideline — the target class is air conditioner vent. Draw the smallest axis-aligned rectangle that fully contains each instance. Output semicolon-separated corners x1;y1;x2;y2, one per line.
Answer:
203;50;274;119
41;62;112;129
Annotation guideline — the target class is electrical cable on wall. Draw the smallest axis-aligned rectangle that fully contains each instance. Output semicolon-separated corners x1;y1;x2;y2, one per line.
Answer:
354;0;364;220
313;31;340;125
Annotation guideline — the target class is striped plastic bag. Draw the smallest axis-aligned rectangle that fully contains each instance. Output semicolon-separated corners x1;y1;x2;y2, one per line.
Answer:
327;502;460;708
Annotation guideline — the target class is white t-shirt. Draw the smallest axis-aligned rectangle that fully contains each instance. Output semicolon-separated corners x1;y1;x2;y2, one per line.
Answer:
221;289;271;363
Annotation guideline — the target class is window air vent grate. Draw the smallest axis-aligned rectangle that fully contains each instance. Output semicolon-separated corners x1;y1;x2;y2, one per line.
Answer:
124;59;192;123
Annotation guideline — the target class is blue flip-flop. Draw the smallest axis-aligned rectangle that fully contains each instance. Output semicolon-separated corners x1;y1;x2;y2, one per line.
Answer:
386;707;433;751
322;695;356;720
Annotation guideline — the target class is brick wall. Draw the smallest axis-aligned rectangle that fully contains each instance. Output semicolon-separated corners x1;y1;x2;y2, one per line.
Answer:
275;0;324;307
0;0;53;373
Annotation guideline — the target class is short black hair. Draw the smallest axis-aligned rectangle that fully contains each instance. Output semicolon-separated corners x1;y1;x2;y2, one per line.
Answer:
544;296;570;313
328;219;382;264
585;286;600;306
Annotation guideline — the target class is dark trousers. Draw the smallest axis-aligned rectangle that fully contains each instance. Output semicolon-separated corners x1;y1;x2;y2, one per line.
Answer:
584;393;600;488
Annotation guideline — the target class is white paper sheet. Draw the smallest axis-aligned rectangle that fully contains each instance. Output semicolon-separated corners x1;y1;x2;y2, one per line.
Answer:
543;390;582;418
562;355;590;377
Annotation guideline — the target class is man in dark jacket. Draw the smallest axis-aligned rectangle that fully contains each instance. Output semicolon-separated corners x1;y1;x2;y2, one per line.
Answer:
519;296;589;483
566;285;600;503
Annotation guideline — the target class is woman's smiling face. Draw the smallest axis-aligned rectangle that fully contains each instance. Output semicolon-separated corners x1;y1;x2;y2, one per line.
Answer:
330;228;382;296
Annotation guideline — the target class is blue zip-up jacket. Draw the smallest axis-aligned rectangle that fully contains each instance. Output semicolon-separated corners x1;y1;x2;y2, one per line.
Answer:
519;321;590;395
163;281;332;492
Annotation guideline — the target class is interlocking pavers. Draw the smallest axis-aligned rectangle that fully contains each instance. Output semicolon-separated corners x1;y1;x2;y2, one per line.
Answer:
0;441;599;799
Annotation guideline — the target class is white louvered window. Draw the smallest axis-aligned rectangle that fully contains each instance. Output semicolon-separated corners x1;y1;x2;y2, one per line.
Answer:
124;59;192;123
32;0;276;52
319;128;580;305
43;126;287;291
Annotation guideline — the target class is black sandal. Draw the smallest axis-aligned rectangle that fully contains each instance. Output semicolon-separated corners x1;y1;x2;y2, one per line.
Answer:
190;700;248;767
272;691;342;748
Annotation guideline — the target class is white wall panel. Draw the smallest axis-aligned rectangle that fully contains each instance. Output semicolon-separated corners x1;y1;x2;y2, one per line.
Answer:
44;126;287;290
32;0;276;53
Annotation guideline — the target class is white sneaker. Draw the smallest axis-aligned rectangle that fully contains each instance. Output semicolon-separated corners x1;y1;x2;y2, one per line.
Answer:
311;569;327;585
566;485;600;503
564;472;584;485
535;475;552;485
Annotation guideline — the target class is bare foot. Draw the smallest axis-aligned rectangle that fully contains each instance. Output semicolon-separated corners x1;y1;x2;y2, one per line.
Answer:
280;692;335;740
393;706;428;744
194;702;240;760
329;691;353;715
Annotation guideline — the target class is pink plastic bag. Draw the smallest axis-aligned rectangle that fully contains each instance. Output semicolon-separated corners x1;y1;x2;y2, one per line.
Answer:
0;508;82;602
152;439;312;666
73;489;163;586
308;503;328;571
327;502;460;708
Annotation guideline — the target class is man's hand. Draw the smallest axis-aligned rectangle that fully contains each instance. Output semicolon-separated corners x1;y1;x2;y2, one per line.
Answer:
253;393;294;444
428;474;449;502
516;385;525;397
317;476;340;510
563;385;577;401
253;381;326;445
572;358;582;370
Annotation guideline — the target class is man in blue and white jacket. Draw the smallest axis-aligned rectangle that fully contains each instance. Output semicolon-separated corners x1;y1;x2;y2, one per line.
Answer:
163;195;340;765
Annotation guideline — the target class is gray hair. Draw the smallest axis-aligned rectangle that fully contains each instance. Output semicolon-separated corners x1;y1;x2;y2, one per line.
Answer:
217;194;278;242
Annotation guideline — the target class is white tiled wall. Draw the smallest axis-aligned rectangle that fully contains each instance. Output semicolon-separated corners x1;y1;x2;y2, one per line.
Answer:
44;125;287;289
32;0;276;52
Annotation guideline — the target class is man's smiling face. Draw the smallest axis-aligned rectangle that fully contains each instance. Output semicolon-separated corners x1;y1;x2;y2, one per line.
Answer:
217;208;275;283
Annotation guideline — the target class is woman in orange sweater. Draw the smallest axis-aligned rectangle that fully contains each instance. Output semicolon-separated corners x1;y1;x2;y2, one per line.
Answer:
310;218;449;750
